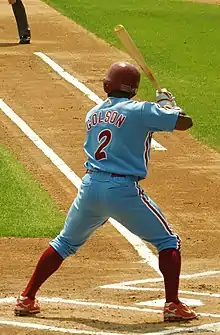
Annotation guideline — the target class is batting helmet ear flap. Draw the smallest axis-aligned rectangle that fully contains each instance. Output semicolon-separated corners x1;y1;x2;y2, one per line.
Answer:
103;80;112;94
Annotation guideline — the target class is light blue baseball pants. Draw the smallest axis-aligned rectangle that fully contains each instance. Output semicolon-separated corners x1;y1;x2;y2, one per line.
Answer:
50;171;181;259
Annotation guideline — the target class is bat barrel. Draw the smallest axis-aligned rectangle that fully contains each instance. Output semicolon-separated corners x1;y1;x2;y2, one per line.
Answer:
114;24;161;91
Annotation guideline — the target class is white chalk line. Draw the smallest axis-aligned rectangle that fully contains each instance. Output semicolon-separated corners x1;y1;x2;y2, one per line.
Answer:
0;320;136;335
101;270;220;287
102;285;220;298
0;297;161;314
1;319;220;335
0;296;220;319
34;52;167;152
136;298;204;307
0;98;160;273
0;99;82;189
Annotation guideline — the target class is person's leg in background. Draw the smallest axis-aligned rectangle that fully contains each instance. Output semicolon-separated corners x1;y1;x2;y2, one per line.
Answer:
11;0;31;44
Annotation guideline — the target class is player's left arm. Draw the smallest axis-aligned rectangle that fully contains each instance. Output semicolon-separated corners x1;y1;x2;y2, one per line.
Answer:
156;88;193;131
175;112;192;130
141;88;192;132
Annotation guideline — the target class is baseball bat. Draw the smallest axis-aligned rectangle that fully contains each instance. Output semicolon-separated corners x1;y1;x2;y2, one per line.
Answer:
114;24;161;92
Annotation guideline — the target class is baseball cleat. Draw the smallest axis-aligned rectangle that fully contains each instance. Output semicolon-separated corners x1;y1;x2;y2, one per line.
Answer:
14;295;40;316
19;35;31;44
164;301;198;322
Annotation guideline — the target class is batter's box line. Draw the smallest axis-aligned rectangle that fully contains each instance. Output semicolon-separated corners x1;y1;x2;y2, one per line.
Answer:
1;319;220;335
100;270;220;288
100;270;220;299
0;296;220;319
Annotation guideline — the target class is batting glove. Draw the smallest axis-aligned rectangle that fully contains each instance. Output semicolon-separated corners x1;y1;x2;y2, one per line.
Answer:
156;88;177;108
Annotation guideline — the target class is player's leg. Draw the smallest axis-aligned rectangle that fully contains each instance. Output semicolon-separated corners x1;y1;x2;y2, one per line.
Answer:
15;174;108;315
107;179;197;321
11;0;31;44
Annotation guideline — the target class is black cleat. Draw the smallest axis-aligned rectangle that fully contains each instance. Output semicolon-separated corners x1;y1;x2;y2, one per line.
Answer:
19;35;31;44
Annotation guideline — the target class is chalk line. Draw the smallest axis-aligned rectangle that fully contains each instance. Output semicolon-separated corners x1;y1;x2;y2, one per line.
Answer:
101;270;220;287
101;284;220;298
1;319;220;334
1;296;220;319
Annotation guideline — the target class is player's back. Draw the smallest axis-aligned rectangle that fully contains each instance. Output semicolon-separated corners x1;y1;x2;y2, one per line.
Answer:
84;96;151;179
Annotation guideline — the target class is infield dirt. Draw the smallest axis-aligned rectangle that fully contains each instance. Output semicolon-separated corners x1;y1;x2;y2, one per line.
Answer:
0;0;220;334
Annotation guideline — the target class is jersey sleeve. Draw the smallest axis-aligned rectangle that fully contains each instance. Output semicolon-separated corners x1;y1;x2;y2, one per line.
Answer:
141;101;179;132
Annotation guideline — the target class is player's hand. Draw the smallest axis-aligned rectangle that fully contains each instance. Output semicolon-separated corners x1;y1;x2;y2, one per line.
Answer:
8;0;16;4
156;88;176;108
156;88;186;114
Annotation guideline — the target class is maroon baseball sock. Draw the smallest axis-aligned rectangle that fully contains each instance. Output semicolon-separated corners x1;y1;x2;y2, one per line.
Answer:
159;248;181;304
22;245;64;300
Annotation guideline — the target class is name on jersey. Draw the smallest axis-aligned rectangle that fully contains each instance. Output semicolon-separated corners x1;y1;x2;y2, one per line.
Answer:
86;110;126;131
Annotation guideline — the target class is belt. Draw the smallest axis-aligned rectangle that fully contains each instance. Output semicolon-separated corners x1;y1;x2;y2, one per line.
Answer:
86;169;126;178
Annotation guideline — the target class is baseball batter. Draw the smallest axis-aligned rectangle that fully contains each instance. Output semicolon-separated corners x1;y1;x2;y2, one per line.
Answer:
14;62;197;322
8;0;31;44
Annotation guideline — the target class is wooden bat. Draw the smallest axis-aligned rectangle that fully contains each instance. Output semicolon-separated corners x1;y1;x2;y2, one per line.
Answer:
114;24;161;92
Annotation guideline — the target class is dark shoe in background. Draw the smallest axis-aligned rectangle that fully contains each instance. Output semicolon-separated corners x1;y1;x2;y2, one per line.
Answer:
19;35;31;44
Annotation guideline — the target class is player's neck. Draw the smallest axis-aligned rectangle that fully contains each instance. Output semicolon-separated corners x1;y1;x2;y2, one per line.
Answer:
108;92;131;99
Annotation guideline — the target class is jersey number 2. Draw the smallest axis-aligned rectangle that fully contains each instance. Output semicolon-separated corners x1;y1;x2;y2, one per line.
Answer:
95;129;112;160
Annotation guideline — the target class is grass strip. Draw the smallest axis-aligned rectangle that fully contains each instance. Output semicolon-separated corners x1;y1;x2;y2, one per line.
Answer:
0;146;64;237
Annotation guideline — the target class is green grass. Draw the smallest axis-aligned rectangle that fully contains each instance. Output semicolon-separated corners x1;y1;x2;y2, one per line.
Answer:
0;146;65;237
43;0;220;150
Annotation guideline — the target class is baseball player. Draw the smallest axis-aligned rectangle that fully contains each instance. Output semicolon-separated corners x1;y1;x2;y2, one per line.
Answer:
8;0;31;44
14;62;197;322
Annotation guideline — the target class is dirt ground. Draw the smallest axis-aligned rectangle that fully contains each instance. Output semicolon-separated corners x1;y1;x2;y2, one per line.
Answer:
0;0;220;334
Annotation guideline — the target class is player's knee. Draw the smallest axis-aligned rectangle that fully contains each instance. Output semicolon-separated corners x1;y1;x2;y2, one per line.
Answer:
154;234;181;253
50;235;80;259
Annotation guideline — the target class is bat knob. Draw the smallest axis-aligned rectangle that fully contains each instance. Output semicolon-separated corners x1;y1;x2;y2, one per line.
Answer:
114;24;124;32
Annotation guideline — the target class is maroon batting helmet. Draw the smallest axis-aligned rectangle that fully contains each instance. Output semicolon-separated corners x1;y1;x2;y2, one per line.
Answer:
103;62;141;98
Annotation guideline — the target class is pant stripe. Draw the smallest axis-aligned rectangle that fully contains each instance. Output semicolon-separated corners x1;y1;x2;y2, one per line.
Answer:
135;183;181;250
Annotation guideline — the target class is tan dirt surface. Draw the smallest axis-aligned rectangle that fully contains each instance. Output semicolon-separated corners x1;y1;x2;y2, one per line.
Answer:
0;0;220;334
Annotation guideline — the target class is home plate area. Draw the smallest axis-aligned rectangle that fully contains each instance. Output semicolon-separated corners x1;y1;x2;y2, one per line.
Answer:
0;270;220;335
101;270;220;319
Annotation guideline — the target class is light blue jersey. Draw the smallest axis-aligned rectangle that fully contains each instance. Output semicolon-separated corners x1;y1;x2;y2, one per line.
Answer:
51;97;181;259
84;97;179;179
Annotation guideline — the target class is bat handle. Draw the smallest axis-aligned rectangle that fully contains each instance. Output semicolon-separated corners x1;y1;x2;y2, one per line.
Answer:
148;75;161;92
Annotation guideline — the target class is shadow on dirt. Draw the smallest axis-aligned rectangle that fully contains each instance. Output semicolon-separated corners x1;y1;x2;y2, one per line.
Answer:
0;42;19;47
38;315;187;333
